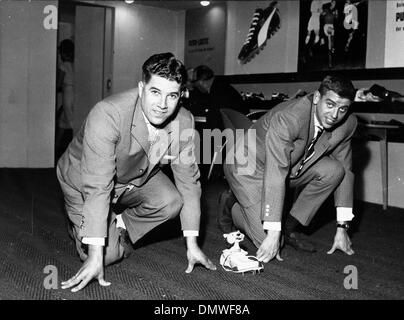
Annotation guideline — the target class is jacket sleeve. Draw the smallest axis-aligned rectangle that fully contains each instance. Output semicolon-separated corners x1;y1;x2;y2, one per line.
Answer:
330;115;358;208
171;114;202;231
261;112;297;223
79;101;120;238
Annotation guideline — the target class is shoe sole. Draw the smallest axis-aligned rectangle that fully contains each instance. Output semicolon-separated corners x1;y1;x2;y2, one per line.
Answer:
257;7;277;48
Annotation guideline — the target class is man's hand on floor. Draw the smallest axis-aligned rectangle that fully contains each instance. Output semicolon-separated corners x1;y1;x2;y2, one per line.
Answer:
185;236;217;273
327;228;354;255
61;245;111;292
256;230;283;263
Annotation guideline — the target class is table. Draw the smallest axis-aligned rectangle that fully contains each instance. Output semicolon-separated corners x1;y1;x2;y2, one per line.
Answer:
357;121;402;210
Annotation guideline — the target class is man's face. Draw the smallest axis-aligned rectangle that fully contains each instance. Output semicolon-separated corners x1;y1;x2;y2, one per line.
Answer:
313;90;352;130
138;74;182;127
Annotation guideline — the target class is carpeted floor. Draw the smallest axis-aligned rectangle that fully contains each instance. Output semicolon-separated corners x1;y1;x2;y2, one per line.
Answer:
0;168;403;300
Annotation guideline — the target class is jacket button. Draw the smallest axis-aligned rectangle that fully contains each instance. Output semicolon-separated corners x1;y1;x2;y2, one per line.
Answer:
139;169;144;173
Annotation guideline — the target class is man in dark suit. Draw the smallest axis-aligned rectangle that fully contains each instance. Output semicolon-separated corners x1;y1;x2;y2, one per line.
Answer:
190;65;246;128
57;52;216;292
222;75;359;263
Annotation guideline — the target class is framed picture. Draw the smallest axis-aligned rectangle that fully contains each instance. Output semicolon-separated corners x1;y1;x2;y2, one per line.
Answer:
298;0;368;71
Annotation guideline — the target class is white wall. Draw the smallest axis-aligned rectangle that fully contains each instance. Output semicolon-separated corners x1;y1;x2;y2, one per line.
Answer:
0;0;58;168
102;1;185;94
366;0;386;68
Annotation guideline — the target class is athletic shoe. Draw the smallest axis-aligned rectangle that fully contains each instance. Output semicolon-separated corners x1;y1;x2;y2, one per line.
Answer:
238;1;281;64
220;231;264;274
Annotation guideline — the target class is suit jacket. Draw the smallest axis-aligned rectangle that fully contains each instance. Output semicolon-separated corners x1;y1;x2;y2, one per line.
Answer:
225;94;357;223
57;88;201;238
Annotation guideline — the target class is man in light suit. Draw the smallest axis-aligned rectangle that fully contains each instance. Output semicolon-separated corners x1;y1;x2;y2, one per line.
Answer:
222;75;360;263
57;52;216;292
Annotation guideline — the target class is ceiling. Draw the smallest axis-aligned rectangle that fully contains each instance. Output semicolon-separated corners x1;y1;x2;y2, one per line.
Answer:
132;1;224;11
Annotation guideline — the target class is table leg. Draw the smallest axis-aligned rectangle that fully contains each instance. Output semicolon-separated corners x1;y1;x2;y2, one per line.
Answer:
380;129;388;210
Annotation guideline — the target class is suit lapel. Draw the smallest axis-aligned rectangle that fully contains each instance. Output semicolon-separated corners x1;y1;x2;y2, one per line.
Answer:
302;104;316;159
305;130;331;167
131;97;150;156
147;122;173;169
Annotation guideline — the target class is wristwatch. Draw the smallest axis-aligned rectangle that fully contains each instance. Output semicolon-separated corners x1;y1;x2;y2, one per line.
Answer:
336;222;349;230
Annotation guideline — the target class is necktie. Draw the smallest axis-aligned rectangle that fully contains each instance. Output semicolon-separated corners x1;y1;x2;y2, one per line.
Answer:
295;126;324;176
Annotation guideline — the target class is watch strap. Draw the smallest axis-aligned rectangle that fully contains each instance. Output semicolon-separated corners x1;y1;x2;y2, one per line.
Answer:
336;223;349;230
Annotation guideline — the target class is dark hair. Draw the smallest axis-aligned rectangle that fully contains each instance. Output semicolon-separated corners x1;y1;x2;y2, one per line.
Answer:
142;52;187;91
193;65;214;81
59;39;74;62
318;75;356;101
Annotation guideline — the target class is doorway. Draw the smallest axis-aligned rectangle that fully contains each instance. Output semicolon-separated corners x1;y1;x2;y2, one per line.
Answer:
55;0;114;161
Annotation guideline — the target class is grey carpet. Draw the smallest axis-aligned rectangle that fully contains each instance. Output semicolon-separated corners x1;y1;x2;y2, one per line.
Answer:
0;168;403;300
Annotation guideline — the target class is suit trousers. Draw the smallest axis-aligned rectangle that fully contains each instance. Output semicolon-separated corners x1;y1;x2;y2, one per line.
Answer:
230;156;345;248
58;167;183;265
118;170;183;245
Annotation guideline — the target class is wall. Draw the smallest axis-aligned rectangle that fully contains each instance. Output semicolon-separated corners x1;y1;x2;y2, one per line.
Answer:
366;0;386;68
102;1;185;94
0;0;184;168
0;0;58;168
184;3;227;74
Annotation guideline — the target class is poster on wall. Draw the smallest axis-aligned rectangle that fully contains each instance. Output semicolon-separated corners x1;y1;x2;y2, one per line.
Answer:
298;0;368;71
237;1;281;65
384;0;404;67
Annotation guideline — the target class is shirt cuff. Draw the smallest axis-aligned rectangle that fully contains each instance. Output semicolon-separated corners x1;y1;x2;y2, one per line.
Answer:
82;237;105;246
336;207;354;222
263;221;282;231
183;230;199;237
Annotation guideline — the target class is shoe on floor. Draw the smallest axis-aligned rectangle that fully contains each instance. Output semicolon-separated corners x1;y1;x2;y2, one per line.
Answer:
284;231;316;253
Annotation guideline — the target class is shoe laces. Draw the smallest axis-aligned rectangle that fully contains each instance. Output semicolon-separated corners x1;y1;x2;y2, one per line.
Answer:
243;11;261;45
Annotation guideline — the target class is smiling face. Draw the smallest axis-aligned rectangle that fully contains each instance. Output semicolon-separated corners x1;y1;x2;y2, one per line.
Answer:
313;90;352;130
138;74;182;127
